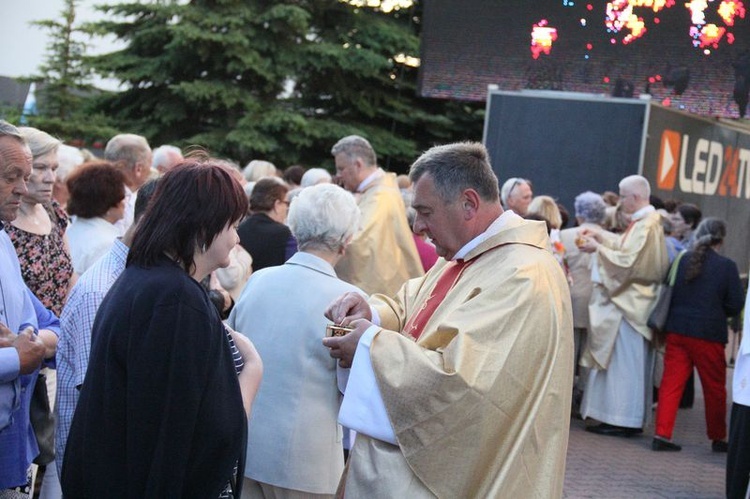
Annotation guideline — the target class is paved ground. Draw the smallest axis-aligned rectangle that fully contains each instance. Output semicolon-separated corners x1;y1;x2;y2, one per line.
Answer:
563;366;734;498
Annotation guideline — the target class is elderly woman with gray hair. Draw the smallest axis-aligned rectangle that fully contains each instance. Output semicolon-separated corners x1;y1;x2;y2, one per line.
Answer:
559;191;608;414
228;183;365;498
4;127;76;315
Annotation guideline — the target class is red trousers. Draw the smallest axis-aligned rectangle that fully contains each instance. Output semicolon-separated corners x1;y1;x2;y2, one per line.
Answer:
655;333;726;441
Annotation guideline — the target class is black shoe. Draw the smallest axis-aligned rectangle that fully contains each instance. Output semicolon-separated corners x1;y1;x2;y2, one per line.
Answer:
712;440;728;453
586;423;643;437
652;437;682;451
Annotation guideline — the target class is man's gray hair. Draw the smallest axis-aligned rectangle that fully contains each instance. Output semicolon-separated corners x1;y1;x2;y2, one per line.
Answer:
574;191;607;224
152;144;182;169
331;135;377;168
500;177;532;207
409;142;499;203
0;121;24;143
287;183;361;253
619;174;651;199
104;133;151;168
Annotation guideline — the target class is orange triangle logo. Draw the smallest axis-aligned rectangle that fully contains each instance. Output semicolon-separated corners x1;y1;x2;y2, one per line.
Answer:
657;130;680;191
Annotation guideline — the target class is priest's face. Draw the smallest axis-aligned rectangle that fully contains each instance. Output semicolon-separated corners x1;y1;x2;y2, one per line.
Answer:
412;174;465;260
334;153;361;193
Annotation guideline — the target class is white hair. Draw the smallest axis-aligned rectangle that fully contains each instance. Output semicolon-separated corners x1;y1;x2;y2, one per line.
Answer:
242;159;277;182
619;174;651;199
500;177;531;207
287;184;360;252
56;144;85;182
152;144;183;170
104;133;151;168
300;168;332;188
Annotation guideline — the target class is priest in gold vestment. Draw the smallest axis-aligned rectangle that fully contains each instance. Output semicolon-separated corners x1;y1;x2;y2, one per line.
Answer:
578;175;669;435
324;142;574;498
331;135;423;296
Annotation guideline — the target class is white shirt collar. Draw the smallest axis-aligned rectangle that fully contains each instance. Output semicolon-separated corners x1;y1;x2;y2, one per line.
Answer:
453;210;521;260
357;169;381;193
631;204;655;221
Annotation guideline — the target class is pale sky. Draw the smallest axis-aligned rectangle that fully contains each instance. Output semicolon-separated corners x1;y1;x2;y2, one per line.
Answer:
1;0;124;90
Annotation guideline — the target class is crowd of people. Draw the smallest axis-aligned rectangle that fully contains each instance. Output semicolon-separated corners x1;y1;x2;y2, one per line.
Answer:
0;119;749;498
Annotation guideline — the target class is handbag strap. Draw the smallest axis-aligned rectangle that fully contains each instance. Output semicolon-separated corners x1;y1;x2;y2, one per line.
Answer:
667;250;686;287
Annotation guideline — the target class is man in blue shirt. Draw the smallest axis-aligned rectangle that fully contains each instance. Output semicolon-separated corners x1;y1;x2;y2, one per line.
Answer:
56;178;159;476
0;120;60;490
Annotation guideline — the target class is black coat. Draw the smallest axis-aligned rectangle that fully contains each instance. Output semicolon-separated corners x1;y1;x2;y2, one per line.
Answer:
238;213;295;271
664;248;744;343
62;257;247;498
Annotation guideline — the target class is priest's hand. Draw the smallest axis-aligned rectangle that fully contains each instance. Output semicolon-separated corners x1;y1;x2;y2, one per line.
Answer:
322;318;371;369
325;292;372;326
577;228;600;254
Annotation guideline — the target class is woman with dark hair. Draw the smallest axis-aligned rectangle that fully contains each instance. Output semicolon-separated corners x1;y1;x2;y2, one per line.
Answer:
65;161;126;274
61;161;263;498
237;177;297;271
652;218;744;452
670;203;702;246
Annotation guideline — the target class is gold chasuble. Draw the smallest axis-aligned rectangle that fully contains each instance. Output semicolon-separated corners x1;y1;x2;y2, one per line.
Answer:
344;217;574;498
582;210;668;370
334;169;423;296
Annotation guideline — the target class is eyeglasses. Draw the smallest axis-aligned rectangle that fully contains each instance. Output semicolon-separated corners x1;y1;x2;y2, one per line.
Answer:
507;178;532;198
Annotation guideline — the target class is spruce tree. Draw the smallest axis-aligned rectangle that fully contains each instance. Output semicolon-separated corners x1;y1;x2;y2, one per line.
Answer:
28;0;119;145
85;0;483;170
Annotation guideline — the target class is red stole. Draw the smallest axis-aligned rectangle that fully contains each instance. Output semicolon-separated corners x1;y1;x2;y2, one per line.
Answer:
403;259;471;340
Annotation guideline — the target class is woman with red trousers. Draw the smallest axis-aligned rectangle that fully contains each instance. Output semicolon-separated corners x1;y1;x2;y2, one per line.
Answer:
652;218;744;452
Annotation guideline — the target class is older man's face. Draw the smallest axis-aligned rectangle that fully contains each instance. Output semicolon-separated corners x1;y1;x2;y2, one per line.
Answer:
618;186;638;215
507;181;532;216
411;174;465;260
334;153;361;193
0;137;31;222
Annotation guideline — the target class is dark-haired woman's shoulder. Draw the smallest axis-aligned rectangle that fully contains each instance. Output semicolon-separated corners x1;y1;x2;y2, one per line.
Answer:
121;257;214;315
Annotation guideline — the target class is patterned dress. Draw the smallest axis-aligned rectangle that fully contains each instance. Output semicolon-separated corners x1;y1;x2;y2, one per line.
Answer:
3;201;74;316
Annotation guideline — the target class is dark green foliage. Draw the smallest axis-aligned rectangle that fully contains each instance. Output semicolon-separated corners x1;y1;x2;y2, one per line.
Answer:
27;0;120;145
80;0;485;171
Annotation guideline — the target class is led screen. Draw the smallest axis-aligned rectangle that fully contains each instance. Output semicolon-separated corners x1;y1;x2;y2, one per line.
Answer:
420;0;750;117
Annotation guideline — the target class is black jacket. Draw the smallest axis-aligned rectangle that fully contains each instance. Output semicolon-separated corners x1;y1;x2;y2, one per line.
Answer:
62;257;247;498
664;248;744;343
238;213;295;271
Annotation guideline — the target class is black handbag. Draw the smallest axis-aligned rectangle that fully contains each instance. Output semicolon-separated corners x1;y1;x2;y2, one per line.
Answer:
647;251;686;337
29;370;55;465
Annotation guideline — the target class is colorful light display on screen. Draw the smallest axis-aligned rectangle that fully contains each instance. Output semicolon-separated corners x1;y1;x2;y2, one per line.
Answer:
534;0;745;58
420;0;750;117
531;20;559;59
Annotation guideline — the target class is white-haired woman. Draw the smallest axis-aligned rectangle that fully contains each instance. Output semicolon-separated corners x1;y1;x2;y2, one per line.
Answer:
300;167;332;188
242;159;277;183
228;183;365;498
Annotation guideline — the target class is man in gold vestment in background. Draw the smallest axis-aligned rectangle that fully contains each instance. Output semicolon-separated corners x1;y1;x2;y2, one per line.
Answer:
324;142;574;498
331;135;423;296
578;175;669;436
